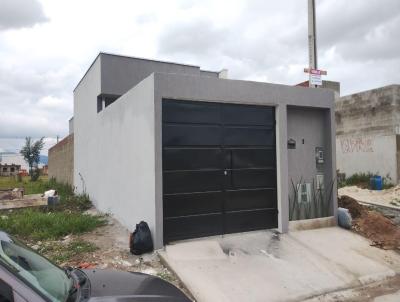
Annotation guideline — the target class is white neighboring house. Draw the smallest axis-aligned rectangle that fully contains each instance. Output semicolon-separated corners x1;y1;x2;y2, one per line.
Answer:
0;154;28;171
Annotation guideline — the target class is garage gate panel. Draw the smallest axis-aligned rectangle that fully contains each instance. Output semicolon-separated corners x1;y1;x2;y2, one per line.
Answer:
162;99;277;242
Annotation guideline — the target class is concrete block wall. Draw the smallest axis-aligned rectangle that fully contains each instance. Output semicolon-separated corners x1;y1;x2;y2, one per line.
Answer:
336;134;397;183
336;85;400;137
336;85;400;183
48;134;74;185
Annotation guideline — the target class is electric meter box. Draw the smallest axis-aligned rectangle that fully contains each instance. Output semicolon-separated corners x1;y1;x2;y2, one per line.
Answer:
315;147;324;165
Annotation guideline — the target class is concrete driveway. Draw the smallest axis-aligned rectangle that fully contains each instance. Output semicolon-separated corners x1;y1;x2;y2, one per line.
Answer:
159;227;400;302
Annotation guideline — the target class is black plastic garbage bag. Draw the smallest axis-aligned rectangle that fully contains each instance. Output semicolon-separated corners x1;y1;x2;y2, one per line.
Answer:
130;221;154;255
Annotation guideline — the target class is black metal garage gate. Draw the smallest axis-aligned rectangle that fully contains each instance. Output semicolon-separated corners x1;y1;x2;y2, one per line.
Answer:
162;99;277;243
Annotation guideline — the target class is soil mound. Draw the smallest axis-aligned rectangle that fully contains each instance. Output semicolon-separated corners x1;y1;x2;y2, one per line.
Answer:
338;195;400;250
338;195;364;219
354;211;400;250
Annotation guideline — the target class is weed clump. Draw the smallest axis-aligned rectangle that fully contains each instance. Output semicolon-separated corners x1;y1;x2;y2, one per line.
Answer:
0;208;106;240
338;172;393;189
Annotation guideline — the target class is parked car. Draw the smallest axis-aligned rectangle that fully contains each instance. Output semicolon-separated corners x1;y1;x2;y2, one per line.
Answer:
0;231;190;301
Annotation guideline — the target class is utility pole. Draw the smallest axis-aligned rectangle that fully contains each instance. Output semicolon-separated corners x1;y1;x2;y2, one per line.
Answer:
308;0;317;87
304;0;326;87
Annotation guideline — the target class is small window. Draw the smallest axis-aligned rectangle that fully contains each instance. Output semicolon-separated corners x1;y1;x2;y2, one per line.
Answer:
97;94;121;113
10;168;15;173
2;168;7;172
97;97;103;113
0;279;14;302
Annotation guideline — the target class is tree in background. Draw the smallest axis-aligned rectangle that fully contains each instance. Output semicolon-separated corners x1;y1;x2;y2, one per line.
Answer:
20;137;45;181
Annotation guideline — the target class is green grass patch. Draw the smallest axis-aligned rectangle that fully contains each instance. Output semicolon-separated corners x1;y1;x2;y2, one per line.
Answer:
0;208;106;240
0;176;49;195
0;177;104;265
37;239;98;265
338;172;394;189
340;172;374;188
0;176;92;211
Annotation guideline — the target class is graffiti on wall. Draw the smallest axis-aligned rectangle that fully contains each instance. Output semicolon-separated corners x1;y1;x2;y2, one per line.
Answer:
340;136;374;153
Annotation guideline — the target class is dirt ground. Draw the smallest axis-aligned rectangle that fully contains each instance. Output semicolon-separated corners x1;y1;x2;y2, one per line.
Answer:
0;191;14;200
46;209;191;298
338;194;400;251
311;191;400;301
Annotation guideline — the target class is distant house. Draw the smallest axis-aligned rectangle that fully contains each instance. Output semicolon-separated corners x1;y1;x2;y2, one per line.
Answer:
0;154;28;171
0;164;21;177
40;165;49;176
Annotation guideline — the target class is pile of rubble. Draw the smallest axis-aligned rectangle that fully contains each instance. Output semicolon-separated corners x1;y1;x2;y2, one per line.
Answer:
0;188;47;210
0;188;24;200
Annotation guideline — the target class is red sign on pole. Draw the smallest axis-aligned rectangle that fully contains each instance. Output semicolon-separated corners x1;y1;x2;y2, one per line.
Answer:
304;68;327;75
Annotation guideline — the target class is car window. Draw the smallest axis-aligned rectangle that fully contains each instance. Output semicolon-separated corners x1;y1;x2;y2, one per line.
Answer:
0;279;13;302
0;239;72;302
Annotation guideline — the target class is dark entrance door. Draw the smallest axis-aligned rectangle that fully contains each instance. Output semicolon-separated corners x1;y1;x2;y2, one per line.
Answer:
162;99;277;243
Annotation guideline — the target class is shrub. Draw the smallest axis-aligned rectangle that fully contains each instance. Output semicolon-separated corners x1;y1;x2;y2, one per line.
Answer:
338;172;394;189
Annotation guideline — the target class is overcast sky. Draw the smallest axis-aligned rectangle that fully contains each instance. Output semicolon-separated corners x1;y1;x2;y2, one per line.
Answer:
0;0;399;154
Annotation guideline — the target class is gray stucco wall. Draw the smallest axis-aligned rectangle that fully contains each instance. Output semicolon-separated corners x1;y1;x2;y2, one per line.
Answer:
95;76;156;237
100;53;218;96
74;59;158;240
287;107;335;219
74;56;101;194
336;85;400;183
69;117;74;134
200;70;219;78
153;72;336;247
288;107;333;184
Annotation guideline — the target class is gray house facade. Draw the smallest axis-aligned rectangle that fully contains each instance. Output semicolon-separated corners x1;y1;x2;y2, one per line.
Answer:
74;53;337;248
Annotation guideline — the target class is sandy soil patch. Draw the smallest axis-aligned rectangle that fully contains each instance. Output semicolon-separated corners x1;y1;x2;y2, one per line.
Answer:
339;186;400;209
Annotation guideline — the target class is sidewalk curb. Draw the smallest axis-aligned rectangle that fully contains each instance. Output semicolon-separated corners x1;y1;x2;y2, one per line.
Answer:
157;250;196;301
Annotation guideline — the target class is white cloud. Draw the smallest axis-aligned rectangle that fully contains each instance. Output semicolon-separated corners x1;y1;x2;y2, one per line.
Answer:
0;0;48;30
37;95;70;110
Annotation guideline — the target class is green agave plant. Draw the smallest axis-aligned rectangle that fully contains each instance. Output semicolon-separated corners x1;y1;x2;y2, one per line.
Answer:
289;176;335;221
